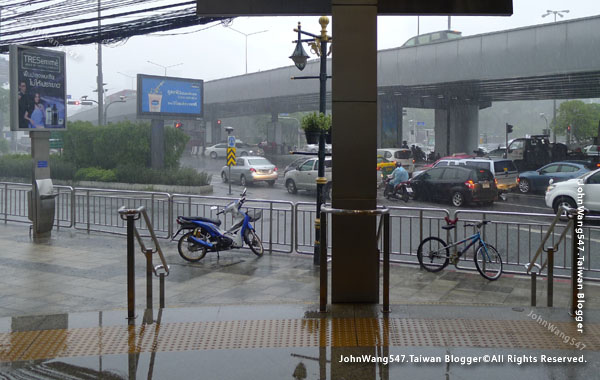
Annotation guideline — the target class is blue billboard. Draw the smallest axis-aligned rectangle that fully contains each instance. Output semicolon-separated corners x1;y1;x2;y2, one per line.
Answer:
137;74;204;119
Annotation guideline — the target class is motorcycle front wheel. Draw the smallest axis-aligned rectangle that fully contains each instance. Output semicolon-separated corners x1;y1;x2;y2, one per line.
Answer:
244;229;264;256
178;231;208;262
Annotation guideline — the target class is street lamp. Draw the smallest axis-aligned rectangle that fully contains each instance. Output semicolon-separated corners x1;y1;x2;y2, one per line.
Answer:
290;17;331;265
542;9;569;143
224;25;268;74
147;60;183;76
104;96;126;125
118;72;135;90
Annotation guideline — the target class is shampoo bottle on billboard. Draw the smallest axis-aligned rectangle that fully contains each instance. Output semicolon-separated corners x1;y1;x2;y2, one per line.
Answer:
52;104;58;125
45;106;53;125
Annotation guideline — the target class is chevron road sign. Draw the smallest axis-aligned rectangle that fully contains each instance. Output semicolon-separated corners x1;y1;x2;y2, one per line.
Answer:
227;147;236;166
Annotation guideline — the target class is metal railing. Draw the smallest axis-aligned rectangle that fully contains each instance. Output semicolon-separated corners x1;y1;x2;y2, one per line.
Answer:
2;181;599;281
118;205;170;322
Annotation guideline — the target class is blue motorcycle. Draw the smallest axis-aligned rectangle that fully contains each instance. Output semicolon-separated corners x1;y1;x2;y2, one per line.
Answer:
173;189;264;262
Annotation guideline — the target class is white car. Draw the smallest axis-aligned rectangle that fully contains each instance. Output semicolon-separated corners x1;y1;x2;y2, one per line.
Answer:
205;141;254;159
545;169;600;213
377;148;415;174
284;157;332;199
305;144;332;153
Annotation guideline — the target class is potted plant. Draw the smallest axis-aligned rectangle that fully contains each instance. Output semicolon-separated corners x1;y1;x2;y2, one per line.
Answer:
301;112;332;144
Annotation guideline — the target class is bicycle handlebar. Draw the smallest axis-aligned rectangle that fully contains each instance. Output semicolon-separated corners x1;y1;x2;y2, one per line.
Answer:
464;220;490;228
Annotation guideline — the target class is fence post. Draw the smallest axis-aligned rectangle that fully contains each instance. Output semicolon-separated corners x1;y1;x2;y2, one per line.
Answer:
531;272;537;307
86;190;90;234
383;213;390;313
547;247;554;308
126;214;136;322
269;202;273;254
159;273;165;309
4;183;8;223
570;214;578;316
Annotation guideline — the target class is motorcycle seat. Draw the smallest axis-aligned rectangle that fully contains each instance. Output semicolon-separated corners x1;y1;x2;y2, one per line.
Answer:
179;216;222;226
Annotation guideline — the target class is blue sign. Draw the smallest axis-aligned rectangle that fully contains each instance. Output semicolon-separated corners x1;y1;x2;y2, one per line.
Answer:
37;160;48;168
417;121;425;126
137;74;204;119
228;136;236;148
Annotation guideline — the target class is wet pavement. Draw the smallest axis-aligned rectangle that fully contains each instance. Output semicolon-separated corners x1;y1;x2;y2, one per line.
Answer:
0;222;599;379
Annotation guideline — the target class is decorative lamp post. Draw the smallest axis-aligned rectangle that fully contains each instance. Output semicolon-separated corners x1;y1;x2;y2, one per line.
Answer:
290;17;331;265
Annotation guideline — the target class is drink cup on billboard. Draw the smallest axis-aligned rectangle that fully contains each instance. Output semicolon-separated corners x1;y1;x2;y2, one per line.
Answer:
148;93;162;113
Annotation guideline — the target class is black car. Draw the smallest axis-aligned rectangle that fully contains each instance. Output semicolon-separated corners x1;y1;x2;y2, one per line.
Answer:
409;166;497;207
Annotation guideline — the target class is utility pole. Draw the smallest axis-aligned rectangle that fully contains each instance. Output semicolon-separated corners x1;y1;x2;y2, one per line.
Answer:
97;0;105;126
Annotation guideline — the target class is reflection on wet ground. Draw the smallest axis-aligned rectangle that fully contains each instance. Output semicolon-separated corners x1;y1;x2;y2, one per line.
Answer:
0;304;598;379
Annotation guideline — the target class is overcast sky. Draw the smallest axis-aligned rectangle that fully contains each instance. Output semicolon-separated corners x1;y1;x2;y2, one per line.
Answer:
57;0;600;108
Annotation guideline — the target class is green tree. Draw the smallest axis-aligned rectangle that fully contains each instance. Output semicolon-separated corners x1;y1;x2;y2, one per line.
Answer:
554;100;598;142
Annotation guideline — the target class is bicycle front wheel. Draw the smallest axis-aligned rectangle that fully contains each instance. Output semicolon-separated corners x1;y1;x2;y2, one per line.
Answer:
474;244;503;281
417;237;449;272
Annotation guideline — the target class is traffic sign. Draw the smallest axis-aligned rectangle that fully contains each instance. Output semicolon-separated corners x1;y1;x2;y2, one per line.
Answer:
227;147;236;166
228;136;236;148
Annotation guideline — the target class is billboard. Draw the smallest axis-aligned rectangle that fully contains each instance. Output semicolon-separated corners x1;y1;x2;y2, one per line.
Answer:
10;46;67;131
137;74;204;120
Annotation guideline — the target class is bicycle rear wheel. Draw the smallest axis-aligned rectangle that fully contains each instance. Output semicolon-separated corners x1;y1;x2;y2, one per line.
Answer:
417;237;449;272
474;244;503;280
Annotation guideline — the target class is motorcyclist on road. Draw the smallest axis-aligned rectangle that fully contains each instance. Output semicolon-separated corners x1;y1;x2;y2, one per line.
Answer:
386;161;409;195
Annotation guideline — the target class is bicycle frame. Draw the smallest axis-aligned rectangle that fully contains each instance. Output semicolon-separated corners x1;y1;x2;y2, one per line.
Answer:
443;230;491;261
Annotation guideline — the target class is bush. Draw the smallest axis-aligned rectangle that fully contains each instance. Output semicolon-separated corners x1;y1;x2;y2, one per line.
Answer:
63;120;189;170
0;154;32;179
49;155;77;181
75;167;117;182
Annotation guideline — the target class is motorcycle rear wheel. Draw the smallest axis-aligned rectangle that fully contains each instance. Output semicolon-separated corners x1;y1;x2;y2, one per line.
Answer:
178;231;208;262
244;229;264;256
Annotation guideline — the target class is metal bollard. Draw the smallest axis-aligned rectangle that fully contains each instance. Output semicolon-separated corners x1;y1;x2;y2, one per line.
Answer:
145;249;153;310
126;214;136;322
531;272;537;307
159;273;165;309
320;212;327;312
547;247;554;308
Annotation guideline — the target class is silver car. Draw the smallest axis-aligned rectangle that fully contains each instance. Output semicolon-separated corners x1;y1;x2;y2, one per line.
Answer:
221;157;278;186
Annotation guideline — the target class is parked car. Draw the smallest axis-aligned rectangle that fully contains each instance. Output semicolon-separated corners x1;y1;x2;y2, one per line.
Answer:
305;144;332;154
583;145;600;157
545;168;600;213
284;157;332;199
221;156;278;186
377;148;415;174
409;166;497;207
206;142;259;159
517;162;590;194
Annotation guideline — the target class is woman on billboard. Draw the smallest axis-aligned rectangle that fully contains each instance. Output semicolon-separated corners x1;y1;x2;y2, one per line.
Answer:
24;93;46;128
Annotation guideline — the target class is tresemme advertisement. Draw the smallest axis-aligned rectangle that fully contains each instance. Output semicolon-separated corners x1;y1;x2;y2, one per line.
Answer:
137;74;204;119
10;46;67;131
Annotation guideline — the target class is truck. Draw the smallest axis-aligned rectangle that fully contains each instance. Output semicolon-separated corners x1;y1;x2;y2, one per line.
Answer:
506;135;568;172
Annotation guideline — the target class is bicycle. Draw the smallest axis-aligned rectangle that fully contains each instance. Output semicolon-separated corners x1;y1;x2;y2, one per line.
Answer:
417;216;503;280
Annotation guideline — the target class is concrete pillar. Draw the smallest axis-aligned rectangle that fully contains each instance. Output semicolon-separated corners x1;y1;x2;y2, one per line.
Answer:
331;1;378;303
434;104;479;156
271;112;283;145
378;95;403;148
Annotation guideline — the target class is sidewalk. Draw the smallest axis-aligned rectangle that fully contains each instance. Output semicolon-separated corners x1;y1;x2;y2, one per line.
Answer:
0;222;597;317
